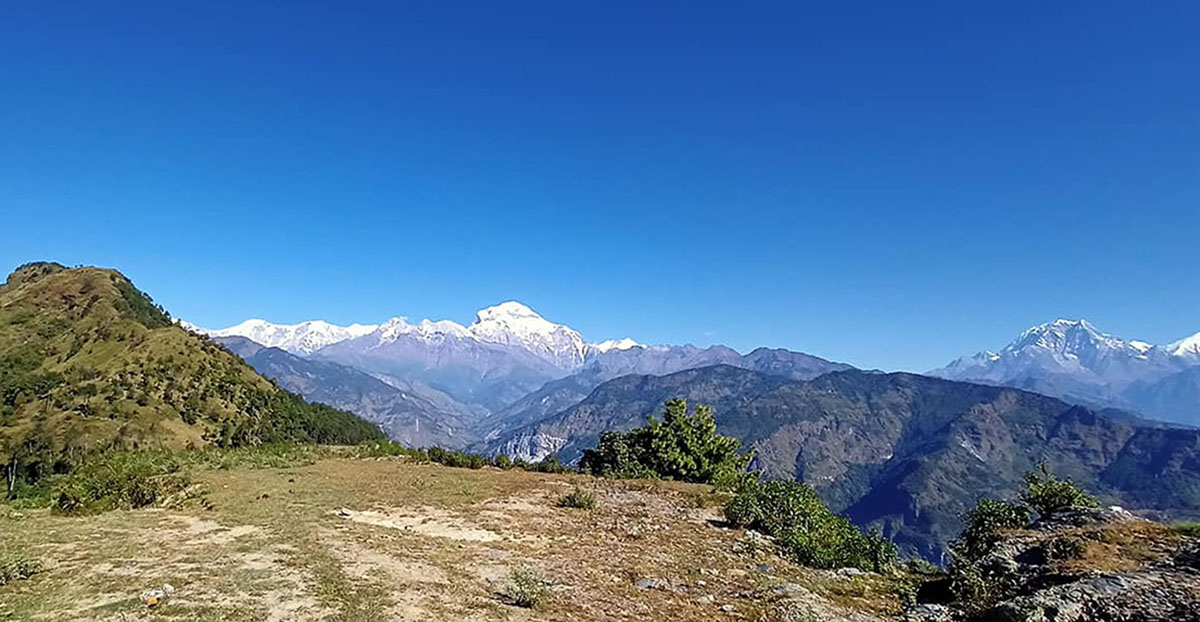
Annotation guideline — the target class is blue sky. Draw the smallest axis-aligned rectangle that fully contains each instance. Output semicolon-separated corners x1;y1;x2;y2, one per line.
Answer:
3;1;1199;372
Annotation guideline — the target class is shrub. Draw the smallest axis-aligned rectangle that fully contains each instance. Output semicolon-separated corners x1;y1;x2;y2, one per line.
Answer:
1021;461;1099;519
50;452;194;515
724;480;896;571
0;551;41;586
501;568;551;608
950;498;1032;563
558;488;596;510
579;398;754;487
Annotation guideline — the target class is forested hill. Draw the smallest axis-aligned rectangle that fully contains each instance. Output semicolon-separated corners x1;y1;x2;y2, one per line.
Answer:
0;262;383;488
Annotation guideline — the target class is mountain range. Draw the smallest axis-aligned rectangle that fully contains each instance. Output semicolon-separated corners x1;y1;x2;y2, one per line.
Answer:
189;304;851;444
481;364;1200;559
6;261;1200;564
931;319;1200;425
183;297;1200;561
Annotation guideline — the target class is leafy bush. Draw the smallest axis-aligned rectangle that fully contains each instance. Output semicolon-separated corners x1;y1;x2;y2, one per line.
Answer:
950;498;1032;563
0;550;41;586
501;568;551;608
1021;461;1099;519
558;488;596;510
579;398;754;487
724;480;897;571
50;452;195;515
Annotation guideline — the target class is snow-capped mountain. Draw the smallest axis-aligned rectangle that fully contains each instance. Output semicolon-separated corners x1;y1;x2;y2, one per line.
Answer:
931;319;1200;425
198;301;643;369
1169;332;1200;361
200;319;379;356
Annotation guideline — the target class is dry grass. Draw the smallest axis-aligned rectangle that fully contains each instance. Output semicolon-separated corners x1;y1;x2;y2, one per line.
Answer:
1050;521;1179;575
0;457;900;621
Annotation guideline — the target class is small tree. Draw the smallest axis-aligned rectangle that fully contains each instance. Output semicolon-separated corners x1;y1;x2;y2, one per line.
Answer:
951;498;1032;563
579;398;754;486
1020;461;1099;519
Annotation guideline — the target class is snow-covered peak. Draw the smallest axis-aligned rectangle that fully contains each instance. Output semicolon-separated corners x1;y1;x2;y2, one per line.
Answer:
1169;332;1200;360
474;301;541;323
202;319;379;355
376;316;471;344
469;301;588;369
1004;318;1140;359
198;300;645;371
590;338;644;353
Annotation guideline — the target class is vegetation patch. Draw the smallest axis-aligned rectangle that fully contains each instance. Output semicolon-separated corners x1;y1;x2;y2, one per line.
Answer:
725;480;897;572
579;398;754;488
0;550;42;586
50;451;199;515
500;568;552;608
1021;461;1099;519
557;488;596;510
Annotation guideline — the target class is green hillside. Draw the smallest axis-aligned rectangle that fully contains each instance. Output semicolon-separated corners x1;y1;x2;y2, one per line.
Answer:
0;262;383;491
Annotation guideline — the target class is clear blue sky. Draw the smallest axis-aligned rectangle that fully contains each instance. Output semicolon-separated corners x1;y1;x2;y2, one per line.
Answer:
3;1;1199;372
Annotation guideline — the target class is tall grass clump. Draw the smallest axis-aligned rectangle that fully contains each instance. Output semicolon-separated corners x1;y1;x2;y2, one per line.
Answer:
558;488;596;510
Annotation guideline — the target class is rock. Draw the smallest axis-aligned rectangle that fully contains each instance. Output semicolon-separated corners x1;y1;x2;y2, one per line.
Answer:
836;567;866;578
755;564;775;573
1033;505;1137;530
634;578;659;590
945;506;1200;621
696;594;715;605
772;583;808;597
903;604;953;622
719;604;736;613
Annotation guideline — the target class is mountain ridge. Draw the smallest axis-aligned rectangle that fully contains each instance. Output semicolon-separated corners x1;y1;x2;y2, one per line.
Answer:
932;318;1200;425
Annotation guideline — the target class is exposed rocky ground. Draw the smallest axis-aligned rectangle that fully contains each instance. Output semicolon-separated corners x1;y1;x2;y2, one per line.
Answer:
909;507;1200;622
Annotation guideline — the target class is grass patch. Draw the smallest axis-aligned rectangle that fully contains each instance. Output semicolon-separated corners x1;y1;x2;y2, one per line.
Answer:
558;488;596;510
500;568;552;608
1172;521;1200;537
51;451;199;515
0;550;42;586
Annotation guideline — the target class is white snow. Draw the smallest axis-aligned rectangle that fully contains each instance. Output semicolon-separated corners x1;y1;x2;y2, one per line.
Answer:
591;338;644;353
197;319;381;355
196;300;639;370
1168;332;1200;359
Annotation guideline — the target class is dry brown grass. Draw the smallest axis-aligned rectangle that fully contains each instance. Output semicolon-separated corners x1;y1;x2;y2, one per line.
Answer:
1051;520;1179;575
0;457;900;621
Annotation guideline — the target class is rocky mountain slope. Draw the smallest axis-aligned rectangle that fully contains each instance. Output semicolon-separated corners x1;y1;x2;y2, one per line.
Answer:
198;303;850;438
0;263;383;476
910;506;1200;621
487;365;1200;560
478;345;851;444
214;336;478;448
932;319;1200;425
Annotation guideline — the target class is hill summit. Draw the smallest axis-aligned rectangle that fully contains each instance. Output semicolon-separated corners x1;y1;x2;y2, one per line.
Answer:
0;262;382;490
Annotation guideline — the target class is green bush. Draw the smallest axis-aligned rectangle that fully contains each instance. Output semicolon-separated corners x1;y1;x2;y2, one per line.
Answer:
501;568;551;608
50;452;194;515
579;398;754;487
558;488;596;510
0;550;41;586
724;480;897;571
1020;461;1099;519
950;498;1032;563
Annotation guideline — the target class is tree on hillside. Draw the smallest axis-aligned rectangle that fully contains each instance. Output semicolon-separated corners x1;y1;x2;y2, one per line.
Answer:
578;398;754;487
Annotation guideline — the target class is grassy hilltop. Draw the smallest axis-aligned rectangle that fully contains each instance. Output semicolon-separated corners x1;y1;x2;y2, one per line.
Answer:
1;262;382;493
